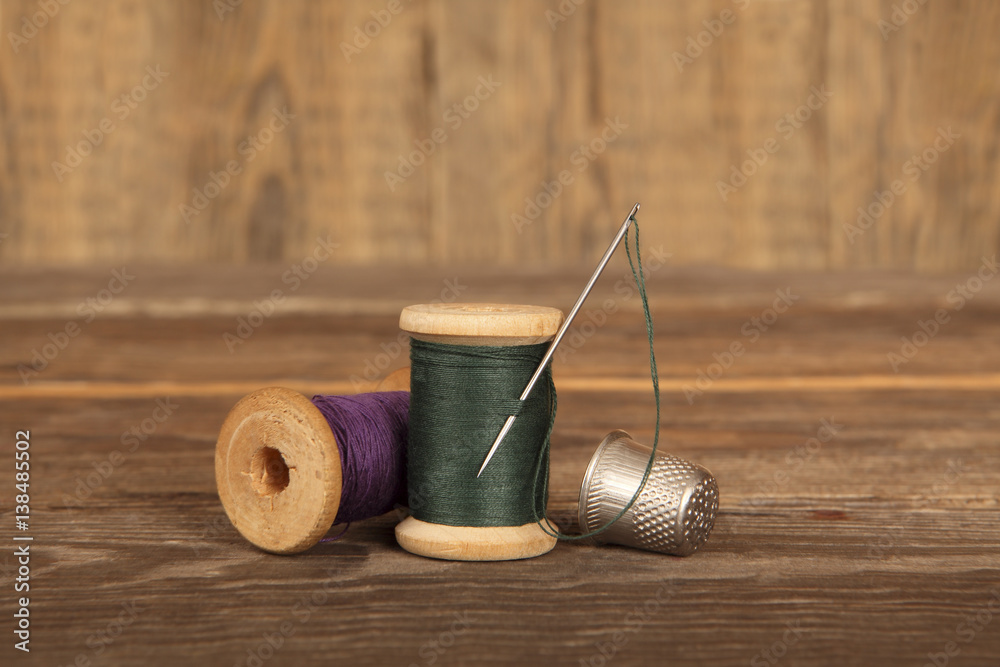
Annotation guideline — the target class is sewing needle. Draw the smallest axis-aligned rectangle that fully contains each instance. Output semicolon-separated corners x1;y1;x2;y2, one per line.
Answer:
476;202;641;478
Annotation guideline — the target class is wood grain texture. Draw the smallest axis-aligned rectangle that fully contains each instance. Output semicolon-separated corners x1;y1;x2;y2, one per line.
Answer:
0;265;998;665
1;0;999;270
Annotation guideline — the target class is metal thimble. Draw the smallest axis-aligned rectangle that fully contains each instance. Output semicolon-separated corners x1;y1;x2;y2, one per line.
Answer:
578;430;719;556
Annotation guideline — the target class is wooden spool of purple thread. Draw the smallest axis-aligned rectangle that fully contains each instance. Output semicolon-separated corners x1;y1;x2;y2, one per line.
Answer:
215;370;409;554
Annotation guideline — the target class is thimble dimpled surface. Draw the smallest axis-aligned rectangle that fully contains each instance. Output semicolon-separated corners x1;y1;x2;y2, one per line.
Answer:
631;454;718;555
579;430;718;556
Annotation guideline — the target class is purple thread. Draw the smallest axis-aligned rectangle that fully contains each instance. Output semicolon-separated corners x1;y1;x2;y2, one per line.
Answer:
318;523;350;544
310;392;409;526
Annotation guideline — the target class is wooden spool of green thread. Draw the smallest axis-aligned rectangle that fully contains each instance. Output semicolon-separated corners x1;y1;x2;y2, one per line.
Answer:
396;303;564;561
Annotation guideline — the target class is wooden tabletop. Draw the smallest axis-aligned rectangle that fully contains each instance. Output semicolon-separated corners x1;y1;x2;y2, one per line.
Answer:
1;263;998;666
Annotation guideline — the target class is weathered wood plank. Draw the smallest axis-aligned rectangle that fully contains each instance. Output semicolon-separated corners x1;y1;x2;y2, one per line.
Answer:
3;265;999;387
2;1;999;269
0;266;998;664
1;386;998;665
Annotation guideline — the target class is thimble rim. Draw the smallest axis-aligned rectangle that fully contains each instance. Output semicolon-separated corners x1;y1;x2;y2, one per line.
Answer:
577;429;633;534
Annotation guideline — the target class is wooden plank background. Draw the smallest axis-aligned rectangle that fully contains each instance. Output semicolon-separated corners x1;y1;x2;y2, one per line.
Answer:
1;0;999;271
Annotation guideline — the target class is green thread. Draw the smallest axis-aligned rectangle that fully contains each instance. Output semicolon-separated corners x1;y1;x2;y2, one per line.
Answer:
406;213;660;537
534;213;661;540
407;338;556;527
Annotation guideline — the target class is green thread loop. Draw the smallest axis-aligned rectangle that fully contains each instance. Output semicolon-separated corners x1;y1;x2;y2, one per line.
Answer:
534;213;660;540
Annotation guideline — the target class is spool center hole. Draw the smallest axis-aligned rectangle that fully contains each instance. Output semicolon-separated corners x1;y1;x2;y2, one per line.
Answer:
251;446;290;497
